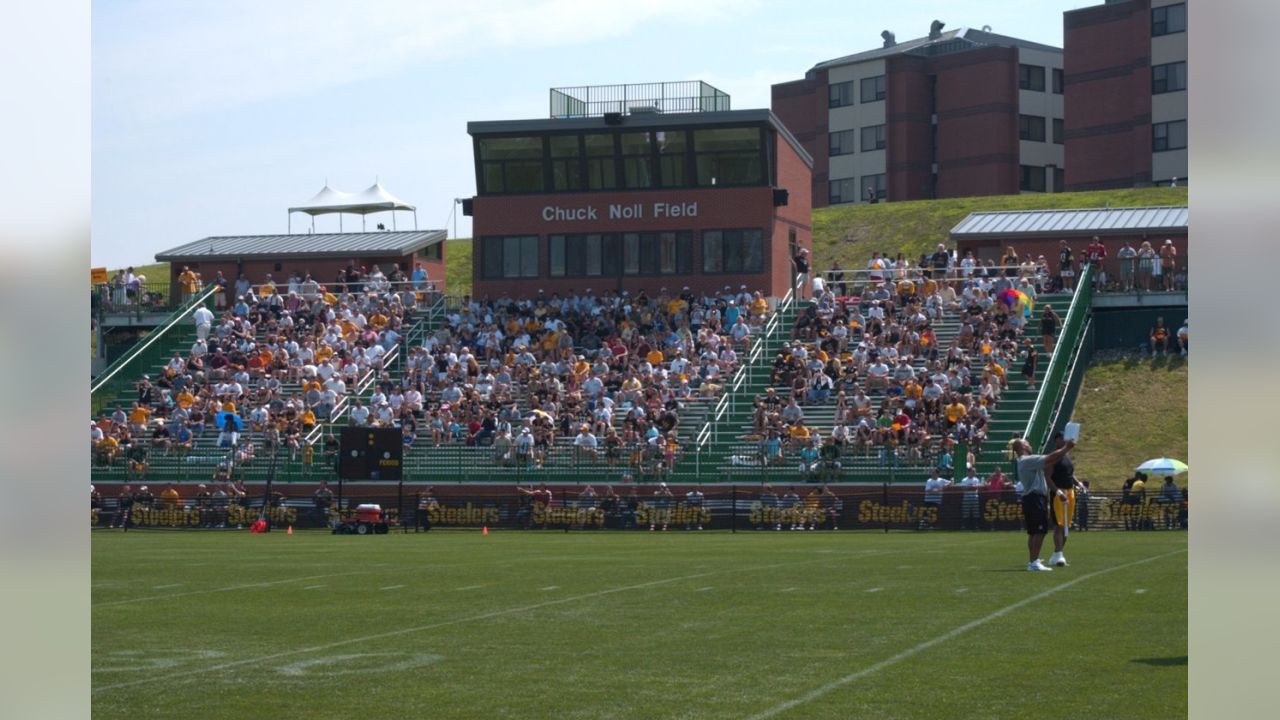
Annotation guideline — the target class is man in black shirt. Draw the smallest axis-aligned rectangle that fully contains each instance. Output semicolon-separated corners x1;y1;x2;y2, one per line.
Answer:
1057;240;1076;292
1047;431;1084;566
313;481;334;527
928;244;951;281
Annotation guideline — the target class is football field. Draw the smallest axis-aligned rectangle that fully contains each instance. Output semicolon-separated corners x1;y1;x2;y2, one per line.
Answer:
92;529;1187;719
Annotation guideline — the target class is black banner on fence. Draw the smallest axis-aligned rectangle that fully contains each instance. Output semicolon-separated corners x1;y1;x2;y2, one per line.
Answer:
90;484;1187;532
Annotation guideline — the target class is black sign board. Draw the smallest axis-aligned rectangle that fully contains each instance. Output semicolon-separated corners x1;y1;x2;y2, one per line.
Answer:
338;427;403;480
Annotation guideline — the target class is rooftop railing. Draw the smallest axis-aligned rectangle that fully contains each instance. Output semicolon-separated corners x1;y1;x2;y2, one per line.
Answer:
550;81;730;119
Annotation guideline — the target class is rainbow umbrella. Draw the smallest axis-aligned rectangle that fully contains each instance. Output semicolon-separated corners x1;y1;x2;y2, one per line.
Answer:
997;289;1020;307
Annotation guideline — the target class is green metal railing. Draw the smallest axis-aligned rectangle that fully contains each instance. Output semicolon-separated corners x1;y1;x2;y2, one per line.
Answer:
1024;264;1094;453
91;285;218;414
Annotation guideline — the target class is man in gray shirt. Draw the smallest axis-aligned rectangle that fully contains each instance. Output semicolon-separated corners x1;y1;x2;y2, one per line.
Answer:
1012;437;1076;571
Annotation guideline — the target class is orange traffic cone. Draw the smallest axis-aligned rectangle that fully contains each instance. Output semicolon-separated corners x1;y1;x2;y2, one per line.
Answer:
287;525;293;535
482;526;489;536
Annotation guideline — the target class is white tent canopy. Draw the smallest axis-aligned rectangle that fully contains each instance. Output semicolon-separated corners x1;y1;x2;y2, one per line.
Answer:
288;181;418;233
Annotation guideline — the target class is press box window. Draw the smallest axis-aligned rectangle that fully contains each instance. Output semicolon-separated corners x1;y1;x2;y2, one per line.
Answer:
549;135;584;192
656;130;688;188
478;136;544;194
1153;120;1187;152
693;127;764;186
584;133;618;190
621;132;654;189
481;236;539;279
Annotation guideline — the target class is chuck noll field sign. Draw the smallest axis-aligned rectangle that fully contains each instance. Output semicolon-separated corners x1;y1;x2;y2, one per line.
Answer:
339;427;403;480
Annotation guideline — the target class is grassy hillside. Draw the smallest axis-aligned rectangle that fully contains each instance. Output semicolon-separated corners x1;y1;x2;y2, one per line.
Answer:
445;238;472;297
810;187;1187;271
1068;352;1189;493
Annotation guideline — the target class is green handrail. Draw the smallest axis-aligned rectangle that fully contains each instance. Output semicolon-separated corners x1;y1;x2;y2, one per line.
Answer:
1023;264;1094;452
91;284;218;412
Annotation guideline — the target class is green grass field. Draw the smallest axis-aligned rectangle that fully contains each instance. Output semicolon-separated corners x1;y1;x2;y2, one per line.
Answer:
93;530;1186;719
1071;354;1189;492
446;237;473;296
810;187;1187;273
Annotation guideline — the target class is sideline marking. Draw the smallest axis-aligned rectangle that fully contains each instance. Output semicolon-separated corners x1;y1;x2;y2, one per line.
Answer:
380;585;405;591
455;585;485;591
954;588;969;594
152;584;183;590
695;587;714;592
865;587;883;593
302;586;325;590
745;549;1187;720
1135;588;1148;594
540;585;560;591
94;571;366;608
95;556;867;694
781;587;797;593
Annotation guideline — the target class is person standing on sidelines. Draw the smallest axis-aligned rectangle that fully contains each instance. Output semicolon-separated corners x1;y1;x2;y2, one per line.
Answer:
1012;436;1076;571
1047;432;1085;566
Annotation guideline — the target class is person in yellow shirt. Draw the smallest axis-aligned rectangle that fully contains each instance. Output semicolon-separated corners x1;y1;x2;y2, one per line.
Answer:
316;345;335;364
646;348;664;366
300;408;317;431
128;404;151;433
789;421;811;445
945;400;968;427
177;266;198;301
176;390;195;409
897;278;915;301
160;484;181;510
369;311;389;329
751;293;769;320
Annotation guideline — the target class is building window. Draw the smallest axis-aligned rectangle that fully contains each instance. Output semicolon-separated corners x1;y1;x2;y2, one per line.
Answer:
693;127;764;186
1153;120;1188;152
1053;167;1065;193
656;130;688;188
584;133;618;190
478;136;545;194
828;178;858;205
702;229;764;274
620;132;654;189
860;75;886;103
1052;68;1064;94
860;174;886;202
549;135;583;192
1019;165;1046;192
1152;62;1187;94
1053;118;1064;145
481;236;539;279
1018;64;1046;92
1152;3;1186;36
828;81;855;108
417;243;442;262
1019;114;1046;142
550;233;692;277
860;124;886;152
829;129;857;157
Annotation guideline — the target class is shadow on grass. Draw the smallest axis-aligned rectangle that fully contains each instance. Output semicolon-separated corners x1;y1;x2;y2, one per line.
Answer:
1132;656;1187;667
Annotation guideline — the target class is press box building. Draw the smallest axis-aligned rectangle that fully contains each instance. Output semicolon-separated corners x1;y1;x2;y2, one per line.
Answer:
464;82;813;300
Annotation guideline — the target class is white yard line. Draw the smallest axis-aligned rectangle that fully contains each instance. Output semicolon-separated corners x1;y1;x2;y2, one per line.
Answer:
454;585;486;591
865;587;883;593
95;558;837;694
380;585;406;591
93;571;366;608
746;549;1187;720
151;584;183;590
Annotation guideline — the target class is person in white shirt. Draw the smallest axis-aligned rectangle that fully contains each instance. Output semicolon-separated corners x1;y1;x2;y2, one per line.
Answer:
192;305;215;341
958;467;984;530
349;400;370;426
922;470;952;529
573;427;599;461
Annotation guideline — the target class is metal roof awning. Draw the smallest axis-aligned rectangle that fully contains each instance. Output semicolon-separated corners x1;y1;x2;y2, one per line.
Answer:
950;206;1188;239
156;230;447;262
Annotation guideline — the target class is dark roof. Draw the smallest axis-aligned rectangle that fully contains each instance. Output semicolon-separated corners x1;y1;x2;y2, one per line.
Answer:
156;230;447;262
950;206;1188;239
468;109;813;168
811;27;1060;72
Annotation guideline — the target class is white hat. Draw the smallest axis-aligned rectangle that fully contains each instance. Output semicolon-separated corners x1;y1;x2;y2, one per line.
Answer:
1164;239;1173;245
800;248;809;254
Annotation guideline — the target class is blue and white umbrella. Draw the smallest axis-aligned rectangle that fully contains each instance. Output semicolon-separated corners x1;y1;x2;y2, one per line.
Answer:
215;411;244;432
1136;457;1188;476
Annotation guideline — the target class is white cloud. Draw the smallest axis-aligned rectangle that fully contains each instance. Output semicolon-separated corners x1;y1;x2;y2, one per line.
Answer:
94;0;745;122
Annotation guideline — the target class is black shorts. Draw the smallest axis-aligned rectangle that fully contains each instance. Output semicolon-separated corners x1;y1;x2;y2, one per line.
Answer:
1021;494;1049;535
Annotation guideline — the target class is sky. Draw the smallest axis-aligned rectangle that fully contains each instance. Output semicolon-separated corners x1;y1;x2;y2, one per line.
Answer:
90;0;1096;269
